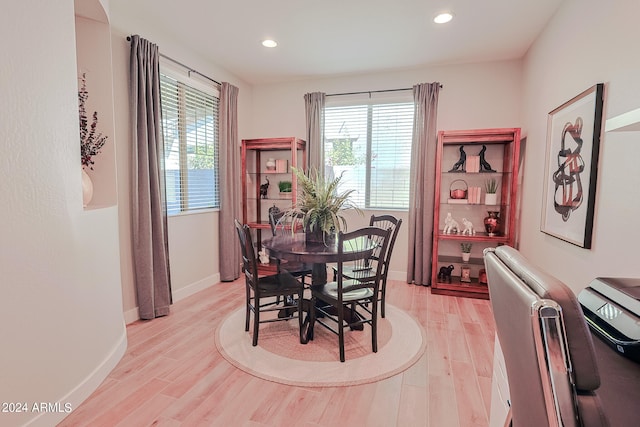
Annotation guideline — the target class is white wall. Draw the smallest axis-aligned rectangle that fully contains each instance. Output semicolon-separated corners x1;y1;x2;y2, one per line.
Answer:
0;1;126;426
519;0;640;292
107;5;253;319
250;60;524;278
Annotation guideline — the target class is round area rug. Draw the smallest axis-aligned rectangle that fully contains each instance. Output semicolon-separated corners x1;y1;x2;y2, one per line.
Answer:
215;304;426;387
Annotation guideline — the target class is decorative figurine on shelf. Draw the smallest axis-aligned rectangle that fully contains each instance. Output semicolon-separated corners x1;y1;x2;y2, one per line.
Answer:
461;218;475;235
258;249;270;265
448;146;467;172
478;145;497;172
438;264;455;283
443;212;460;234
259;177;270;199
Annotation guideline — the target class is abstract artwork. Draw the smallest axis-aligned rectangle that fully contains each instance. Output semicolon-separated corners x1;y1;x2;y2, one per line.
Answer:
541;83;604;249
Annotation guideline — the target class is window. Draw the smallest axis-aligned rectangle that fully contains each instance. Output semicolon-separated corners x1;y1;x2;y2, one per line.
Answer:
324;101;414;209
160;72;220;215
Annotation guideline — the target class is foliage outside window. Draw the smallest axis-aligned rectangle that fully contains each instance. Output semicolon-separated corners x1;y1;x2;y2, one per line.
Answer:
160;73;220;215
324;102;414;209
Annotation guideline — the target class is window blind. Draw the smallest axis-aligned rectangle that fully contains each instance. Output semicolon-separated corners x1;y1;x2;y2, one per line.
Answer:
160;73;220;215
324;101;414;209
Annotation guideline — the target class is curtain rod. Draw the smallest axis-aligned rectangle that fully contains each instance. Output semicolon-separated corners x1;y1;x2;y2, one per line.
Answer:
126;36;221;86
327;84;443;97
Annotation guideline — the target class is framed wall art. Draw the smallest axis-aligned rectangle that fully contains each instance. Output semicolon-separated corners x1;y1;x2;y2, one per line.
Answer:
540;83;604;249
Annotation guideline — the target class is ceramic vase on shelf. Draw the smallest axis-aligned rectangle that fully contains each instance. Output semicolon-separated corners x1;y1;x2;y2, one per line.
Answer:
265;158;276;171
461;252;471;263
484;211;501;236
82;168;93;207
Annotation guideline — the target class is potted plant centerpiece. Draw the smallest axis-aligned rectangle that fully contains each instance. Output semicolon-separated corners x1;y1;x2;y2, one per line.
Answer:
285;167;361;244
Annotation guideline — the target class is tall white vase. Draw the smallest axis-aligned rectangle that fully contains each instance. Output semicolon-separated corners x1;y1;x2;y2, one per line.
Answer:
82;168;93;207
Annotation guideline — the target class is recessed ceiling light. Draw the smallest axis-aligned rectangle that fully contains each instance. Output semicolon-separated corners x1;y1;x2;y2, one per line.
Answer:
434;12;453;24
262;39;278;48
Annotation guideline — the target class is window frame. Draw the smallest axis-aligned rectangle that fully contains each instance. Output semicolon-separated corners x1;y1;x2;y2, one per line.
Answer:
324;93;414;211
160;62;221;216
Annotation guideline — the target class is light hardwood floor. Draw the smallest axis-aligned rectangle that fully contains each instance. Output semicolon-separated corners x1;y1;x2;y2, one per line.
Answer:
59;278;496;427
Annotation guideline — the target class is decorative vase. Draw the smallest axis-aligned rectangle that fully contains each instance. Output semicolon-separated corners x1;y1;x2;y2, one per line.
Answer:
461;252;471;263
265;158;276;171
485;192;498;205
484;211;501;236
82;168;93;207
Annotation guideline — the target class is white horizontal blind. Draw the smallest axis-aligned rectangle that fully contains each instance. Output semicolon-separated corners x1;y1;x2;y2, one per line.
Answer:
324;101;414;209
160;73;220;215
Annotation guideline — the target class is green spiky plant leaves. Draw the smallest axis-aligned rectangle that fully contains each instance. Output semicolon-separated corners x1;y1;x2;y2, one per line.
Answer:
485;178;498;194
286;167;361;236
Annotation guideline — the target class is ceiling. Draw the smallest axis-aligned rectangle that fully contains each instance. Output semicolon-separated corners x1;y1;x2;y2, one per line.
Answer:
109;0;564;85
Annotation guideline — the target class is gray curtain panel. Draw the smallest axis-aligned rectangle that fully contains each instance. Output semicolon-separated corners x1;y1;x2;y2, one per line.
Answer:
407;82;441;285
304;92;325;175
219;82;241;282
129;35;172;319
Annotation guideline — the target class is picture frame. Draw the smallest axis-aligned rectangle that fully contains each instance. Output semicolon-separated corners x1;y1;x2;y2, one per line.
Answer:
540;83;604;249
460;266;471;283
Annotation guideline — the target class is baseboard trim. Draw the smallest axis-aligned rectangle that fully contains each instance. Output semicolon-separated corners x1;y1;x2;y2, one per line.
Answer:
388;270;407;282
124;274;221;325
28;326;127;427
172;273;220;303
123;306;140;325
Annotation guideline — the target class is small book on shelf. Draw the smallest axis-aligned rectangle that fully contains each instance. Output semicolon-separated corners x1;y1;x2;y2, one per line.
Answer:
275;159;288;173
468;186;482;204
466;155;480;173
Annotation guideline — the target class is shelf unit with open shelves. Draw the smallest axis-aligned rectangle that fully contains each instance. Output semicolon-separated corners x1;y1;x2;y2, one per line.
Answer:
431;128;521;299
241;137;307;274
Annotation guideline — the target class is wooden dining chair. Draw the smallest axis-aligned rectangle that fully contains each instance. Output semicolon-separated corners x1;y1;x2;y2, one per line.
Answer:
332;214;402;317
234;219;305;346
268;210;313;286
310;226;392;362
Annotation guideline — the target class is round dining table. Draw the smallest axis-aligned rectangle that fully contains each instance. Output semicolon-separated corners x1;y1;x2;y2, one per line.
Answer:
262;232;377;342
261;232;375;286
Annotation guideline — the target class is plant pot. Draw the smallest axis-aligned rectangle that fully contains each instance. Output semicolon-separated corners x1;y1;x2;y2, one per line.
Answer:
461;252;471;263
305;228;324;245
279;191;292;199
305;228;335;246
485;193;498;205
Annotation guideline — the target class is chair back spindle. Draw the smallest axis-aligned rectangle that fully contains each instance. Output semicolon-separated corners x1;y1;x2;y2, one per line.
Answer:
234;219;305;346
